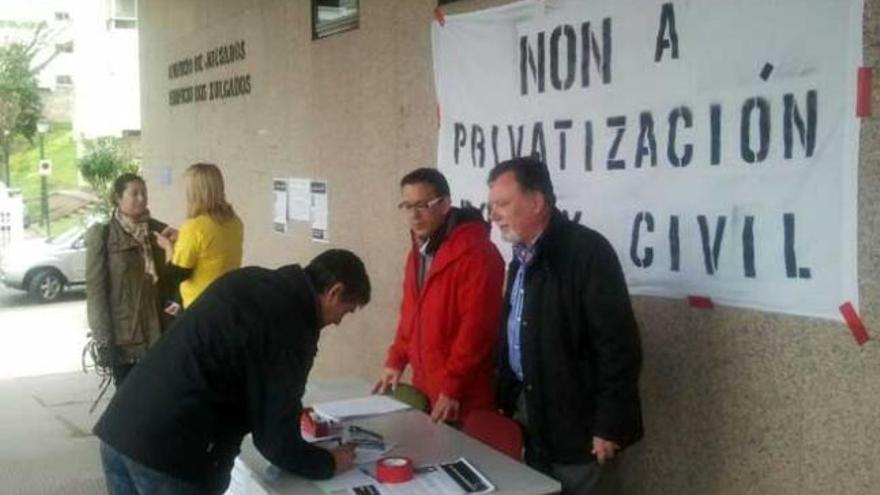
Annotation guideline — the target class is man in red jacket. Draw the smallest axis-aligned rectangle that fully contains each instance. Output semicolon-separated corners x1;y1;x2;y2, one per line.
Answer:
373;168;504;423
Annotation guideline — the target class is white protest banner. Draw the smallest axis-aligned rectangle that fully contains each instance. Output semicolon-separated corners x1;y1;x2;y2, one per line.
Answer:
432;0;862;320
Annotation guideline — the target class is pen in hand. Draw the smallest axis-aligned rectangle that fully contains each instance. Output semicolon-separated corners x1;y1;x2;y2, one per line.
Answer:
359;466;379;481
330;443;356;474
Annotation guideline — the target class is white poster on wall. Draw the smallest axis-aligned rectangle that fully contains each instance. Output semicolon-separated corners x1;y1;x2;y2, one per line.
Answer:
272;179;288;233
432;0;862;320
311;181;329;243
288;178;312;222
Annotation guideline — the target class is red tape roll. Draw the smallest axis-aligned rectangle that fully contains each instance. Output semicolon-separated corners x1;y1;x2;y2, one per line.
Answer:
376;457;414;484
857;67;872;118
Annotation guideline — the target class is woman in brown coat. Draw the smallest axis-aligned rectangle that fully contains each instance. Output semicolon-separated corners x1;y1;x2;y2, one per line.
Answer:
85;174;175;386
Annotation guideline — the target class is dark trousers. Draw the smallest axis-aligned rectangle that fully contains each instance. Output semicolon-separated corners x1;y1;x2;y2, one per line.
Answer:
112;363;135;387
549;461;619;495
100;442;227;495
516;391;620;495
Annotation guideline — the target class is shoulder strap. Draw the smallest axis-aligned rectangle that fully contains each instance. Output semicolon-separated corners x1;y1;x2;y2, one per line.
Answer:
100;222;118;348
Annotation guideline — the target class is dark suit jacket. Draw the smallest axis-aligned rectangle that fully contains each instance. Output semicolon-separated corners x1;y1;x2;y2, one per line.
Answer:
497;210;644;468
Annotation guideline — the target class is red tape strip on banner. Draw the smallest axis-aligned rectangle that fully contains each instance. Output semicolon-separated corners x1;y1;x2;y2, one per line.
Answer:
433;7;446;27
839;302;870;346
687;295;714;309
857;67;872;118
377;457;414;484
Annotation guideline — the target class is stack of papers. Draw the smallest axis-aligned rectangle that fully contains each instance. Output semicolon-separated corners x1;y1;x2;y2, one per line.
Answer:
312;396;411;421
313;458;495;495
263;396;414;489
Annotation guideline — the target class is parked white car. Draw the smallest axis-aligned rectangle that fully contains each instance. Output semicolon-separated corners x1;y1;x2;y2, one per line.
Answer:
0;227;88;302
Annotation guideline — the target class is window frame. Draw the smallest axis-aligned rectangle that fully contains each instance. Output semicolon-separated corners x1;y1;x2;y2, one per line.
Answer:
55;41;74;54
106;0;137;30
312;0;359;40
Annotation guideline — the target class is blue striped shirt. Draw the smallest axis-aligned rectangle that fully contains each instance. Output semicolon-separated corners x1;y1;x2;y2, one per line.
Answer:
506;242;537;381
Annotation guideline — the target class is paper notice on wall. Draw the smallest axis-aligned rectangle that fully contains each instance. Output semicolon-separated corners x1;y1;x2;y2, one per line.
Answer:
272;179;288;233
287;178;311;221
311;181;329;242
159;167;173;186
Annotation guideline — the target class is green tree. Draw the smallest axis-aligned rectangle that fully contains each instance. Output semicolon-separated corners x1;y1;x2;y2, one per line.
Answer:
0;45;41;142
77;138;139;213
1;22;63;183
0;22;61;140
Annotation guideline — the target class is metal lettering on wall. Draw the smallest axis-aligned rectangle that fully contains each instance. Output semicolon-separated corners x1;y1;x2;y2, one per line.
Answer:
167;40;252;106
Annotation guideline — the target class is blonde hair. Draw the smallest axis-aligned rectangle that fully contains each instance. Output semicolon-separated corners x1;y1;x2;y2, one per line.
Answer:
184;163;236;221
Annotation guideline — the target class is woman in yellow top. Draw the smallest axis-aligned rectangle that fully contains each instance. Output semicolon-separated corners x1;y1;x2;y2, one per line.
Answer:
156;163;244;308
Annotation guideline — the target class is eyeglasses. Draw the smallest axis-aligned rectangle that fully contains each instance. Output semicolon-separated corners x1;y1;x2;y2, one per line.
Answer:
397;196;445;213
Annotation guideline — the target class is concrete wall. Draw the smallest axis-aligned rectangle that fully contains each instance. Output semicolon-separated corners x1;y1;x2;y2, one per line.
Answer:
139;0;436;382
138;1;880;493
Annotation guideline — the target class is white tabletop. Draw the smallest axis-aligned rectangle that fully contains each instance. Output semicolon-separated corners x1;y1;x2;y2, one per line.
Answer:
232;379;561;495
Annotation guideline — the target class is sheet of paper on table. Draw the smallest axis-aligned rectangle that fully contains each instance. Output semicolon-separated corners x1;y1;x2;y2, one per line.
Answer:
313;458;495;495
345;426;396;465
311;434;396;466
312;396;410;421
225;458;271;495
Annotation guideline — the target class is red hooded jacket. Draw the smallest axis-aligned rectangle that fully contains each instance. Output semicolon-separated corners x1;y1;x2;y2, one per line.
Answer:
385;209;505;418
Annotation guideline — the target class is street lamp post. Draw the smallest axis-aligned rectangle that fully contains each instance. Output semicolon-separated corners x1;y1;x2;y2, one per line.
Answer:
2;129;10;187
37;121;50;237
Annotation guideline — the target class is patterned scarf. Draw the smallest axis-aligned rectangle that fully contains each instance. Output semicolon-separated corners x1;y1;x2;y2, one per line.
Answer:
114;209;158;284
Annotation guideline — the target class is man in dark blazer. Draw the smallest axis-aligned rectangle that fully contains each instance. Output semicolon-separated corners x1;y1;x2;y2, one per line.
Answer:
488;156;643;495
94;249;371;495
